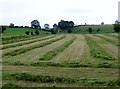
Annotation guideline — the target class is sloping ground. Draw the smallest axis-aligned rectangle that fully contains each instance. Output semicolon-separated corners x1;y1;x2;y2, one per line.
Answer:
2;35;63;55
50;35;91;63
95;34;119;45
2;34;119;87
87;34;118;59
3;34;73;63
2;35;55;49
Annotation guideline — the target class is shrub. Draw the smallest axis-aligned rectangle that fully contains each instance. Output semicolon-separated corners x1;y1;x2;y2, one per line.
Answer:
35;30;39;35
114;24;120;33
25;31;30;35
51;28;58;34
88;27;93;33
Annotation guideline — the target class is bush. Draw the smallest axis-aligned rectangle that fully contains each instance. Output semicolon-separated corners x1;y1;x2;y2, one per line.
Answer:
25;31;30;35
35;30;39;35
114;24;120;33
51;28;58;34
88;27;93;33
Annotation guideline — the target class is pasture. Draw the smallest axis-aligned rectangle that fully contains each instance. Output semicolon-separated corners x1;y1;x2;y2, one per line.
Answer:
1;27;119;88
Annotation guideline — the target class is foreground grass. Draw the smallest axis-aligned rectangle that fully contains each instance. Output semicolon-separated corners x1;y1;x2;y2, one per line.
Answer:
84;35;115;60
2;72;120;87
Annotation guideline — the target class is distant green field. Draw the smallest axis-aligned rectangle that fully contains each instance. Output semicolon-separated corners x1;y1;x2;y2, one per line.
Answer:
2;27;51;36
72;25;115;33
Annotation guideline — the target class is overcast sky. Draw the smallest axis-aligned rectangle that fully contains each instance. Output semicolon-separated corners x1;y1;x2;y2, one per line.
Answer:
0;0;119;27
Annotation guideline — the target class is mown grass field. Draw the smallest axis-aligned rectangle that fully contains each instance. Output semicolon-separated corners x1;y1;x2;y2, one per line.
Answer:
72;25;114;33
1;27;120;88
2;27;50;36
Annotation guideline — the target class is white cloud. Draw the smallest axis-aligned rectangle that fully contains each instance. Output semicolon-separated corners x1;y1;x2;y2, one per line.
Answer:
0;0;119;27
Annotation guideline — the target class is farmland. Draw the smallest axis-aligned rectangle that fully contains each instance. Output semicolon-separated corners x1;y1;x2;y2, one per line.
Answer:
1;27;120;88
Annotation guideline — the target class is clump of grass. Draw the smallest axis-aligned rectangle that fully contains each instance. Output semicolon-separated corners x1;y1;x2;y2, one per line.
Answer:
39;36;76;60
3;35;66;57
2;83;21;89
10;73;77;83
84;35;115;60
80;78;120;87
97;62;112;68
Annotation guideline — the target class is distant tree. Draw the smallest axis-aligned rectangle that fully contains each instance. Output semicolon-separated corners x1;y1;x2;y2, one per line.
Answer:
25;26;29;28
44;24;50;30
53;24;58;29
101;22;104;25
35;30;39;35
115;20;120;24
31;20;41;29
51;28;58;34
25;31;30;35
58;20;74;33
88;27;93;33
9;23;14;28
14;26;18;28
20;26;23;28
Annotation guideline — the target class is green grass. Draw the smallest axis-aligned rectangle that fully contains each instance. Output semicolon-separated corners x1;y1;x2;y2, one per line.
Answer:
39;36;76;60
94;34;119;46
3;72;76;84
2;72;120;87
72;25;115;34
84;35;116;60
3;60;120;69
2;35;55;49
2;27;51;36
2;35;66;57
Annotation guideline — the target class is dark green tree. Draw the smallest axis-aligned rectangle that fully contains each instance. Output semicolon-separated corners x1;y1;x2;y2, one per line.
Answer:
58;20;74;33
88;27;92;33
25;31;30;35
51;28;58;34
35;30;39;35
114;24;120;33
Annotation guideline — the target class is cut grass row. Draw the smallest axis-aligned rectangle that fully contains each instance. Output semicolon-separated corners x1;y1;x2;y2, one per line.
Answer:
2;35;66;57
39;36;76;60
3;61;120;68
2;72;120;87
84;35;115;60
3;72;76;84
2;35;55;49
94;34;119;46
2;35;44;44
50;35;87;63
